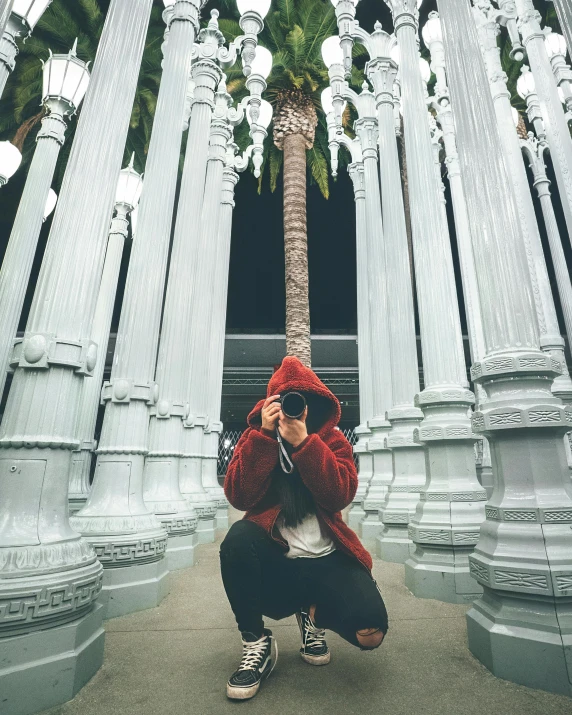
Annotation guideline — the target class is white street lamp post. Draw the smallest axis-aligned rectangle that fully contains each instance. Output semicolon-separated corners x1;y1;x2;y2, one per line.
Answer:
472;2;572;408
68;158;142;515
385;0;486;604
0;0;153;710
0;0;14;38
0;0;52;98
437;0;572;696
325;42;395;549
72;0;202;596
545;30;572;113
357;23;426;564
197;91;272;530
0;139;21;185
502;0;572;242
173;9;267;542
323;88;373;530
0;41;89;400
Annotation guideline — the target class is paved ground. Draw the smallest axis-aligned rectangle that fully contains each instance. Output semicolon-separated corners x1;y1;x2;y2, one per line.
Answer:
44;511;571;715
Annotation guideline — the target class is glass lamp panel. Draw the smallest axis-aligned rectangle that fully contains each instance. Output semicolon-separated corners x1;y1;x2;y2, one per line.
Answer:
74;69;90;107
0;142;23;179
116;167;143;208
390;42;400;66
247;98;273;128
419;57;431;83
237;0;271;18
321;35;343;68
516;69;535;99
13;0;51;29
250;45;273;79
321;87;334;114
329;0;359;5
61;59;85;105
545;31;567;59
422;16;442;46
46;55;66;98
44;188;57;219
511;107;519;127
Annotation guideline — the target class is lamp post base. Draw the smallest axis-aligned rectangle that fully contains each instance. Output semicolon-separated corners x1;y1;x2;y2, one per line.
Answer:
214;506;229;531
165;531;199;570
98;558;170;619
376;523;413;563
0;604;105;715
404;545;482;604
196;518;216;544
348;502;366;530
467;589;572;697
359;510;384;551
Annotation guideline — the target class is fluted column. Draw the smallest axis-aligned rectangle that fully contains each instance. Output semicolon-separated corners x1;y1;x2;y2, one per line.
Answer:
68;204;130;515
473;1;572;404
72;0;200;611
553;0;572;55
348;160;374;530
165;25;224;547
350;89;394;550
0;101;69;398
366;27;425;564
200;162;239;531
438;0;572;696
181;81;232;545
0;0;14;38
0;12;18;98
0;0;152;709
505;0;572;239
386;0;486;604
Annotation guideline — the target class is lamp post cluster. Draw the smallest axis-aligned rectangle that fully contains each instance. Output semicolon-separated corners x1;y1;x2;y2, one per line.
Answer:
0;1;271;711
327;0;572;697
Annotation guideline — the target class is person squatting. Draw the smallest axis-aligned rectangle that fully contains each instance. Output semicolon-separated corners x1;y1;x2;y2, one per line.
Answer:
220;356;388;700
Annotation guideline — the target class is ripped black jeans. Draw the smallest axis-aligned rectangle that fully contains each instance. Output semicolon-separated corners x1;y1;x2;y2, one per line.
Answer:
219;519;388;649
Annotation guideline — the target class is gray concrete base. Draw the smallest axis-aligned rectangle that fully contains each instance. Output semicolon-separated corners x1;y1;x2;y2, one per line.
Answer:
347;504;365;530
359;512;384;551
467;589;572;697
376;525;413;564
196;518;216;544
405;545;482;604
0;603;104;715
98;557;170;619
215;507;229;531
166;532;199;571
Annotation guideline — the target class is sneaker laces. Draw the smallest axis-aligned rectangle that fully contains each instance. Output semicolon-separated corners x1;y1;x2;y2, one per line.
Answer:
303;615;327;651
238;634;274;672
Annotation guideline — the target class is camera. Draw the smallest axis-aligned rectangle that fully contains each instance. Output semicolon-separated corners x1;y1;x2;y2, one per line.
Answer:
276;391;307;420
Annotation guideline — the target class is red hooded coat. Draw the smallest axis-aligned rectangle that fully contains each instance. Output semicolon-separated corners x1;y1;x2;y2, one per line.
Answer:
224;356;373;572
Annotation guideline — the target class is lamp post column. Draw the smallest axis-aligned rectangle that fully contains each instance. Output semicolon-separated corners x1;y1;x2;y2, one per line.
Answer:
0;100;71;397
350;90;394;551
0;12;19;98
348;159;374;530
68;190;134;515
200;159;240;531
472;1;572;406
386;0;486;604
366;30;425;565
0;0;152;709
154;15;225;548
0;0;14;38
553;0;572;55
72;0;200;609
437;0;572;696
505;0;572;240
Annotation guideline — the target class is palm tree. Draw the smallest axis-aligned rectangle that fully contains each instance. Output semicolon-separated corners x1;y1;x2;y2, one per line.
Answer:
215;0;359;367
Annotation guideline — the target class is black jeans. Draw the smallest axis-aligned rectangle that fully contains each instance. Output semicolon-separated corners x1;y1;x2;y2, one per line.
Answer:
220;520;389;649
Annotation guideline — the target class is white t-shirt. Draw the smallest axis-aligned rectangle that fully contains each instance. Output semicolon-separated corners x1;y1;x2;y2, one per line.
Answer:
278;513;336;559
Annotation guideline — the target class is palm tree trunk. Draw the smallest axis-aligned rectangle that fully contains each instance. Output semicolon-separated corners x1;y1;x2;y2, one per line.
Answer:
283;132;311;367
12;110;45;151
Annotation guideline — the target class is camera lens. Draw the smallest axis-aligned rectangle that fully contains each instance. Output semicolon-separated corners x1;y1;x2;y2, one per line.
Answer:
281;392;306;419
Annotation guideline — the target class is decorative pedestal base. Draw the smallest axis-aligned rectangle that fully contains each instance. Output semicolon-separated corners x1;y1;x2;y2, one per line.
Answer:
196;518;216;544
99;558;170;619
376;523;413;563
215;506;229;531
467;590;572;697
0;604;105;715
404;545;482;604
68;496;88;515
359;511;384;551
166;532;199;570
348;502;366;530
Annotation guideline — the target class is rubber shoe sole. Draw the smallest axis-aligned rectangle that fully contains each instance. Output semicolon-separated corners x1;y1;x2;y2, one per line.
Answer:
300;649;331;666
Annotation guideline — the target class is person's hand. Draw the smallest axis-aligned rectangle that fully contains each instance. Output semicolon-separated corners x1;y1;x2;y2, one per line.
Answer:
261;394;282;432
278;406;308;448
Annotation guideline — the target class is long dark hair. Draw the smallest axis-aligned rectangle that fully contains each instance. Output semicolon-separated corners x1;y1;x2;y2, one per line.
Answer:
274;393;333;527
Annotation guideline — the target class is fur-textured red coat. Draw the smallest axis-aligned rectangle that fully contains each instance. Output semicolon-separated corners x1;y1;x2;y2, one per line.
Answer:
224;356;373;572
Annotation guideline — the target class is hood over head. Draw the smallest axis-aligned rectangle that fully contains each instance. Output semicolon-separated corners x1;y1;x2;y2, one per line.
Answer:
247;356;342;436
